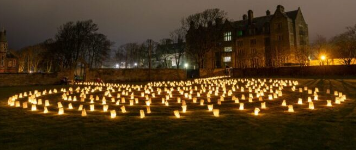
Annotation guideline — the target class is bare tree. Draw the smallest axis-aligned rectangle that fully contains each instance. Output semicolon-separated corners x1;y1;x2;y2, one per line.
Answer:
170;28;185;69
331;24;356;65
184;8;227;68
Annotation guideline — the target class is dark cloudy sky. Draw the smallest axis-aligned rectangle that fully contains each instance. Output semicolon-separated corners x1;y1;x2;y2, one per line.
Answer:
1;0;355;50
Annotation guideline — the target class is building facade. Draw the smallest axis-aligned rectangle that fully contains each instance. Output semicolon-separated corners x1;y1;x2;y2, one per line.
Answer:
0;29;18;73
187;5;309;69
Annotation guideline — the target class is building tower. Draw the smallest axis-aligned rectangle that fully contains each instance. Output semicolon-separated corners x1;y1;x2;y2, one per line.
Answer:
0;28;8;72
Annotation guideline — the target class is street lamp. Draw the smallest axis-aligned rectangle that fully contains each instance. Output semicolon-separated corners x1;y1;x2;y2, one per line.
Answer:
321;55;326;61
134;63;138;68
184;63;188;69
115;64;119;68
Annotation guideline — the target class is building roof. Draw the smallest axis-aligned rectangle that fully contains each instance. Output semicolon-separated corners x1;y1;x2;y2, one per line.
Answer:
231;10;299;30
6;52;17;59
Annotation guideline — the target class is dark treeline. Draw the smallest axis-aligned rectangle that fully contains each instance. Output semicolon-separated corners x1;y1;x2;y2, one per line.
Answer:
311;24;356;65
114;9;226;69
13;20;112;73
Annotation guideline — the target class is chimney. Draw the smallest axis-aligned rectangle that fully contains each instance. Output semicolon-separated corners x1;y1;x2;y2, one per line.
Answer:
277;5;285;13
266;10;271;16
243;14;247;20
248;10;253;24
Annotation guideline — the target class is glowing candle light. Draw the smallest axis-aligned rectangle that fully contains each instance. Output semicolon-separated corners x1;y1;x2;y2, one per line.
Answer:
135;98;139;104
309;102;314;109
248;97;253;103
213;109;219;117
57;102;63;108
82;109;87;116
268;94;273;100
327;100;332;107
282;100;287;106
121;106;126;113
217;99;221;105
261;102;266;109
174;110;180;118
116;100;120;105
140;110;145;118
259;97;263;101
146;106;151;113
177;97;181;103
44;100;50;106
44;106;48;113
165;101;169;106
208;104;213;111
182;100;186;106
90;104;95;111
103;105;109;112
200;99;204;106
207;98;211;103
68;103;73;109
239;103;244;110
326;89;330;94
314;95;318;101
308;97;312;102
181;105;187;113
235;99;239;103
38;99;42;105
288;105;294;112
110;110;116;118
193;97;197;103
254;108;260;116
121;97;126;103
58;108;64;115
23;102;28;108
335;98;341;104
31;104;37;111
15;101;20;107
298;98;303;104
130;100;134;106
78;105;83;111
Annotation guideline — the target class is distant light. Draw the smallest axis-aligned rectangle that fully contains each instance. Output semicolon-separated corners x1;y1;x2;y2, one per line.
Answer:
134;63;137;66
184;63;188;68
321;55;326;61
115;64;119;68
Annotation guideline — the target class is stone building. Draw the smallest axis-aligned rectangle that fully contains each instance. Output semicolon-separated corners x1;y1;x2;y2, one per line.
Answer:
0;28;18;73
186;5;309;69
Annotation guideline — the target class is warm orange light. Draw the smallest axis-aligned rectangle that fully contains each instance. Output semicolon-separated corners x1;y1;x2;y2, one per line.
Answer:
321;55;326;60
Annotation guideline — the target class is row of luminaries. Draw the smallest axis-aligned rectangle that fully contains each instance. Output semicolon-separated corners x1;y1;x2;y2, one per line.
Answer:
8;77;348;118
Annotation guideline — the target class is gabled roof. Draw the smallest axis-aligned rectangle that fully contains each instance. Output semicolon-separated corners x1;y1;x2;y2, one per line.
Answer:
6;52;16;59
286;10;299;20
231;10;298;30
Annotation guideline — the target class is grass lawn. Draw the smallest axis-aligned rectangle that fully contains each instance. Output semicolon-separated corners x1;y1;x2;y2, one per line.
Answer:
1;78;356;150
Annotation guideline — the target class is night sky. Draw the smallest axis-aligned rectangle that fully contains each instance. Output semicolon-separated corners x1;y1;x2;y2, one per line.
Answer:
1;0;355;50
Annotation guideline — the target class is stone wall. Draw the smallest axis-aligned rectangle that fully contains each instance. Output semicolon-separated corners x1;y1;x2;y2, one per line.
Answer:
199;68;226;77
0;71;71;86
86;69;187;82
232;65;356;77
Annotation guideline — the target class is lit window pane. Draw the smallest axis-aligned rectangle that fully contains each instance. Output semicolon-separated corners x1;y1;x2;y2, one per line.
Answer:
224;47;232;52
224;56;231;62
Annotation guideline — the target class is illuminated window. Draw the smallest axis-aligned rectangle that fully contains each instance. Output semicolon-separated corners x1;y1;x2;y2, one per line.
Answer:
223;56;231;62
224;47;232;52
224;32;232;41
